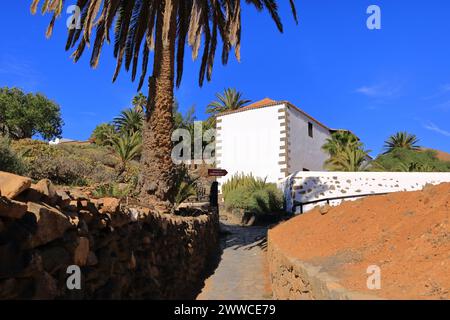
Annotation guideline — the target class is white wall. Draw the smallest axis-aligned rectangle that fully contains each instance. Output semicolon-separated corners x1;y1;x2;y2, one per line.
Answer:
279;171;450;213
287;107;330;172
216;104;285;187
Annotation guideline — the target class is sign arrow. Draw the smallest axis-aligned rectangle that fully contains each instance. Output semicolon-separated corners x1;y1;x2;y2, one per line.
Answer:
208;169;228;177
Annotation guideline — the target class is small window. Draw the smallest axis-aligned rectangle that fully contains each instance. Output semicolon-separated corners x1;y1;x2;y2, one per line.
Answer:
303;168;310;172
308;122;313;138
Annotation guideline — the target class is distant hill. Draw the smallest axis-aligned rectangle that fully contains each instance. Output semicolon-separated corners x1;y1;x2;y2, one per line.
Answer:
424;148;450;162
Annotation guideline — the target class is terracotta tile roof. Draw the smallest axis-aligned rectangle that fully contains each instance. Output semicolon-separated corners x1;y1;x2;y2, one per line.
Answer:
243;97;276;109
216;98;332;132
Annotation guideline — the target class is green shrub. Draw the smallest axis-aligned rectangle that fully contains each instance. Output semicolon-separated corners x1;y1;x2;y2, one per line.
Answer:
222;174;284;215
90;123;117;146
92;183;132;199
371;148;450;172
0;136;26;174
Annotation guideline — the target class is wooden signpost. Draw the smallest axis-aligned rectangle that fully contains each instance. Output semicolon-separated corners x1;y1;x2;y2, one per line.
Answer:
208;169;228;177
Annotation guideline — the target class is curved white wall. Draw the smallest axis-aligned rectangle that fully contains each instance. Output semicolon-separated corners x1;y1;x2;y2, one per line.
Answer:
279;171;450;213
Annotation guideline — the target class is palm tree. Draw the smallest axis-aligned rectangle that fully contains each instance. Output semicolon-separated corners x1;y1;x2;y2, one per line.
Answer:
132;92;148;113
322;130;362;158
31;0;297;206
383;132;421;154
206;88;251;116
325;146;371;172
111;131;142;175
113;108;144;135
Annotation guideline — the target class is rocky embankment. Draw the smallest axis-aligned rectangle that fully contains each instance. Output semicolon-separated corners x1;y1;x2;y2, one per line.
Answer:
0;171;219;299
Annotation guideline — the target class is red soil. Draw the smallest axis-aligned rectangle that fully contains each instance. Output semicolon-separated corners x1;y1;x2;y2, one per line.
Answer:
270;183;450;299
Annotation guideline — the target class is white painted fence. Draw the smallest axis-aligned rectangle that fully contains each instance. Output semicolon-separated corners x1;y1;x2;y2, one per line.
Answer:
278;172;450;214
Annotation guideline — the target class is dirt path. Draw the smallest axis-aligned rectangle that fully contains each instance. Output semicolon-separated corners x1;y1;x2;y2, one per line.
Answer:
196;222;272;300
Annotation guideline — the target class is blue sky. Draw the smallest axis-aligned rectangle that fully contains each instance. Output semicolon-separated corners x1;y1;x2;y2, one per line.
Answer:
1;1;449;156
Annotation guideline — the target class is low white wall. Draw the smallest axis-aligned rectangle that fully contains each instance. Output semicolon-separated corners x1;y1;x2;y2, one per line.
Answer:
278;171;450;214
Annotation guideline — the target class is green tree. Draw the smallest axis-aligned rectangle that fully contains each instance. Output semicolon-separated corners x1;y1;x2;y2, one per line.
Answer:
371;148;450;172
90;123;117;146
33;0;297;206
322;130;370;171
322;130;362;157
383;132;421;154
0;87;63;140
325;146;371;172
206;88;251;123
113;108;144;135
132;92;148;113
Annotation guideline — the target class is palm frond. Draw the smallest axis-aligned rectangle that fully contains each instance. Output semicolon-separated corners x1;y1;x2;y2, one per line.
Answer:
32;0;298;90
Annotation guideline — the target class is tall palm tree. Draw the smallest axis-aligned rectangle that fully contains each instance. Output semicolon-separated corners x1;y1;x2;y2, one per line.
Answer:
383;132;421;154
325;146;371;172
113;108;144;135
132;92;148;113
206;88;251;116
31;0;297;206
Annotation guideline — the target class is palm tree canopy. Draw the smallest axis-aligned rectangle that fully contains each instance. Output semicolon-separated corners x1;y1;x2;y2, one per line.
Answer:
325;145;371;172
111;131;142;164
383;131;421;154
132;92;147;112
113;108;144;134
31;0;298;90
206;88;251;115
322;130;361;157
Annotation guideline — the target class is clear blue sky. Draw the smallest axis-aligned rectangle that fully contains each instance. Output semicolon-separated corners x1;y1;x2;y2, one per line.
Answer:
1;1;449;156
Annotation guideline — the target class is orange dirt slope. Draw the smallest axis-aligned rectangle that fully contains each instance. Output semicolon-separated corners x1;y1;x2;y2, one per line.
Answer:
270;183;450;299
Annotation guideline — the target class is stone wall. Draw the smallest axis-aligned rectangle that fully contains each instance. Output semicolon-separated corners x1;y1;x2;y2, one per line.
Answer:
278;172;450;213
267;236;378;300
0;172;219;299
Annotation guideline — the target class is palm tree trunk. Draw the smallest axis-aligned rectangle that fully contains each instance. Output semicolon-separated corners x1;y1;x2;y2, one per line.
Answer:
139;0;178;208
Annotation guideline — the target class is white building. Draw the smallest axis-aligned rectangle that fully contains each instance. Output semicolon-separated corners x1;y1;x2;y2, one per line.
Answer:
215;98;350;186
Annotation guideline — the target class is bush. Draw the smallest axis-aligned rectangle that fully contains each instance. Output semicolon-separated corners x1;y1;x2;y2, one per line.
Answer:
10;139;123;186
0;136;26;174
90;123;117;146
371;148;450;172
222;174;284;215
28;154;89;186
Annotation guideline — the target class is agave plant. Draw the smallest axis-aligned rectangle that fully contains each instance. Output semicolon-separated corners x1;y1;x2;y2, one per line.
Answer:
383;132;421;154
